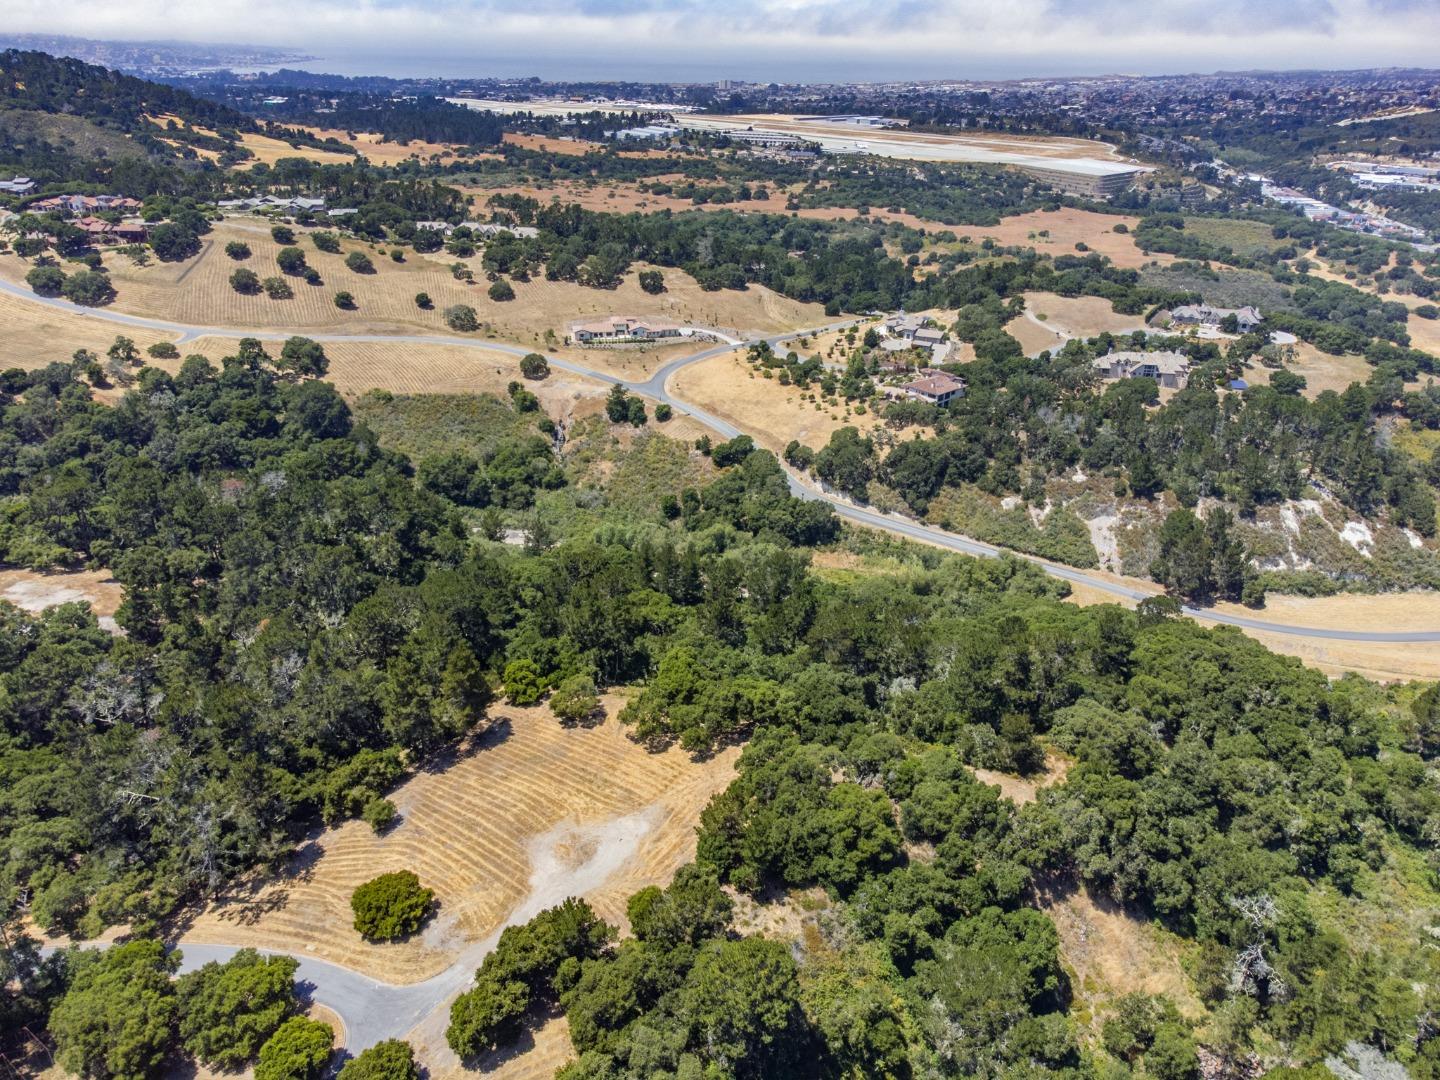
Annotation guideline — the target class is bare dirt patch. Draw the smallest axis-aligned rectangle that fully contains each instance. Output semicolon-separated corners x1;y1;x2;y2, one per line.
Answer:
971;754;1070;805
178;704;738;984
1042;885;1202;1028
0;567;124;619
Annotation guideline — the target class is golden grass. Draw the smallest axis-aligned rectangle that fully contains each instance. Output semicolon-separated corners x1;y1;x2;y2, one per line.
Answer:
0;220;825;376
0;275;180;367
1010;291;1148;355
1245;343;1375;399
668;350;880;454
178;703;738;984
972;209;1171;270
233;131;356;167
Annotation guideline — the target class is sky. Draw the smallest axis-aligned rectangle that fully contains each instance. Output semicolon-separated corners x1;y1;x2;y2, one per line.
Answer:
5;0;1440;82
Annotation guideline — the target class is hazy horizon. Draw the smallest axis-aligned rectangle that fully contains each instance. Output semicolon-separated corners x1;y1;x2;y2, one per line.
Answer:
5;0;1440;85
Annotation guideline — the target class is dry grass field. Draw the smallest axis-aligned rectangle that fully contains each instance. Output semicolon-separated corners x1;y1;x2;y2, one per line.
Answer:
971;209;1169;270
0;220;824;375
177;703;738;984
1245;343;1375;398
1010;291;1148;355
669;351;881;453
234;130;357;167
0;281;179;367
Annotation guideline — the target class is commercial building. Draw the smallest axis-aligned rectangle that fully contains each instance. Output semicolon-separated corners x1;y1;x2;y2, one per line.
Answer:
1017;161;1146;199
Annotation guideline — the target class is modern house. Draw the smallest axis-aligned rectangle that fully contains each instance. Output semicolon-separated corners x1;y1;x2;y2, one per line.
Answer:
217;195;327;214
572;316;685;344
1170;304;1264;333
882;312;927;339
416;221;540;239
1093;351;1191;390
0;176;36;195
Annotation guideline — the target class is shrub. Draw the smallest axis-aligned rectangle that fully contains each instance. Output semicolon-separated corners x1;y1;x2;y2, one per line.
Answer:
519;353;549;379
147;342;180;359
26;264;66;296
334;290;356;309
255;1017;333;1080
231;267;261;294
225;240;251;260
362;797;397;834
638;269;666;294
1417;304;1439;320
654;402;673;422
263;276;294;300
415;292;433;309
503;659;546;705
444;304;479;331
62;270;116;307
345;251;375;274
550;674;600;725
351;871;434;940
389;249;404;263
270;225;295;244
311;231;341;254
337;1040;419;1080
488;277;515;301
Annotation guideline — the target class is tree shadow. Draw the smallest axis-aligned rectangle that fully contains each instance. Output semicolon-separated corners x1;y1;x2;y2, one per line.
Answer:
418;716;512;775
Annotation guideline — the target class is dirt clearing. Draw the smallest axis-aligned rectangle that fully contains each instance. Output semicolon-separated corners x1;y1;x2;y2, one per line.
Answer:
177;703;738;984
0;568;123;620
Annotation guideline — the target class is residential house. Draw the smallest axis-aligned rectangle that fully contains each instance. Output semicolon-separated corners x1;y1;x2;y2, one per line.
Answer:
0;176;36;195
573;316;684;344
31;194;142;214
892;369;967;406
1093;350;1191;390
76;216;148;243
882;312;927;339
1170;304;1264;333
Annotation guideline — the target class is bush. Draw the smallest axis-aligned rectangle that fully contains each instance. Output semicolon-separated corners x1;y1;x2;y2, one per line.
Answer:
334;290;356;309
271;225;295;244
337;1040;419;1080
177;948;299;1068
1417;304;1439;320
550;674;600;725
415;292;433;309
639;269;666;294
654;402;673;422
311;232;341;254
263;276;294;300
519;353;549;379
26;264;66;296
255;1017;333;1080
62;270;116;307
225;241;251;260
390;249;404;263
147;341;180;359
489;277;515;301
444;304;479;331
351;870;434;940
231;267;261;294
345;251;375;274
362;797;397;834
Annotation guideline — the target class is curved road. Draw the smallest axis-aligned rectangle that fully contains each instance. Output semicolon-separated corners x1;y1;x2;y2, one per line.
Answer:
5;276;1439;647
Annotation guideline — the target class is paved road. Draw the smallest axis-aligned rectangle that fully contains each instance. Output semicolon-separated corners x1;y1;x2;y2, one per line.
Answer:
6;277;1440;645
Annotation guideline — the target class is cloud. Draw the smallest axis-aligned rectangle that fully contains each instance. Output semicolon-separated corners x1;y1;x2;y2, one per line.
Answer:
5;0;1439;79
